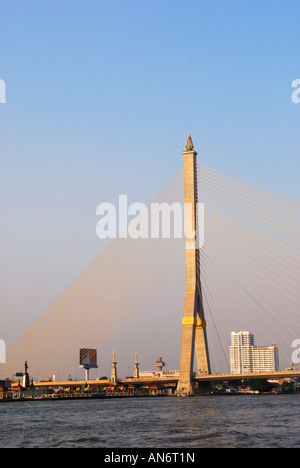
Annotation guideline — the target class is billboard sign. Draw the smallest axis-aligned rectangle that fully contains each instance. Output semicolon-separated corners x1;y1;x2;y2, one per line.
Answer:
79;348;98;369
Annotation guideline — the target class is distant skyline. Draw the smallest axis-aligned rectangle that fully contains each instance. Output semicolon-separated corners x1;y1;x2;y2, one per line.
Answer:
0;1;299;377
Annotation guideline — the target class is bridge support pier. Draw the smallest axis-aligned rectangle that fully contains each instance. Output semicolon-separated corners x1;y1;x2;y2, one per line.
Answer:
176;135;211;397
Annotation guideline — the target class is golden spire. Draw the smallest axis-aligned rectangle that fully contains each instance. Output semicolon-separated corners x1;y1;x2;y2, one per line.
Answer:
186;133;194;151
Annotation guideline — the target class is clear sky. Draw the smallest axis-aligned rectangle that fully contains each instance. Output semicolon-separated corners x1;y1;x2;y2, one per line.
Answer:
0;0;299;377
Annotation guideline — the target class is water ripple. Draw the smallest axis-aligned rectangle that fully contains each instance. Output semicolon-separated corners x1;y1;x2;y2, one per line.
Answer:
0;395;299;448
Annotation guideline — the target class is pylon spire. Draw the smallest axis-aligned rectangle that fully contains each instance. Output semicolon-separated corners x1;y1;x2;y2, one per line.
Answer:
186;133;194;151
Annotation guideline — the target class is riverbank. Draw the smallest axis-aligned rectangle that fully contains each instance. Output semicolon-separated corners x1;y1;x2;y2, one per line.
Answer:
1;390;298;403
0;392;170;403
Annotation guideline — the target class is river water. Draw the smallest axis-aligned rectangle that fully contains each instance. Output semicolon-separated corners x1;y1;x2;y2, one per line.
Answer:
0;394;299;449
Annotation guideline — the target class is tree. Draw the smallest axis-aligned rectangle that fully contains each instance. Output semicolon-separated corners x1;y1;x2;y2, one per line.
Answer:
244;379;274;392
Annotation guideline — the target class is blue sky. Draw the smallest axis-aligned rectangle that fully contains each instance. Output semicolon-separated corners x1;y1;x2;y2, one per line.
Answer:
0;1;299;375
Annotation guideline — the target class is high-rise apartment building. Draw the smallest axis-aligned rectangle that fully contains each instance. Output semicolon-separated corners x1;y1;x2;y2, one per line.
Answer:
230;331;279;374
251;345;279;373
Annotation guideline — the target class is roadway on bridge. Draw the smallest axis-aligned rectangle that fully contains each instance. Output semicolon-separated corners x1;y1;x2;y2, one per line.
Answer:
33;370;300;388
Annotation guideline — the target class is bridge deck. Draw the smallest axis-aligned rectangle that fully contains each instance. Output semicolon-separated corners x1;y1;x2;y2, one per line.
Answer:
33;371;300;388
195;370;300;382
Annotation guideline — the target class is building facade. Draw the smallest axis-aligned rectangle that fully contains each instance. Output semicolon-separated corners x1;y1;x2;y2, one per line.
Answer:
251;345;280;373
230;331;279;374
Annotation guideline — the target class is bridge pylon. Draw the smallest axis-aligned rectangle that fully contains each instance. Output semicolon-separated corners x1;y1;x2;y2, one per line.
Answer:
176;135;211;397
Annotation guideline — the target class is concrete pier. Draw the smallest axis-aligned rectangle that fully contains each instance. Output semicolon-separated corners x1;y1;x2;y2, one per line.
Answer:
176;135;211;396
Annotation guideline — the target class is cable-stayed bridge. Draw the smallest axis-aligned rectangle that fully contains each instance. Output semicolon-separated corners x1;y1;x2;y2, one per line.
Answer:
1;136;299;392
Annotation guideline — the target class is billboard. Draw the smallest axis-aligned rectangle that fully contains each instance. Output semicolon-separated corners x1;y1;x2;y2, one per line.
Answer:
79;349;98;369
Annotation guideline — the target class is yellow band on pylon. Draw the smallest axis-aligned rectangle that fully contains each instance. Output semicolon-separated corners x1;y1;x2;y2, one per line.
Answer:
181;318;207;328
182;317;197;326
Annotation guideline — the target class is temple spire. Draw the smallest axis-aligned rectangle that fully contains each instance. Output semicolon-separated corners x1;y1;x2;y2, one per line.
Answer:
111;350;117;384
134;352;139;379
